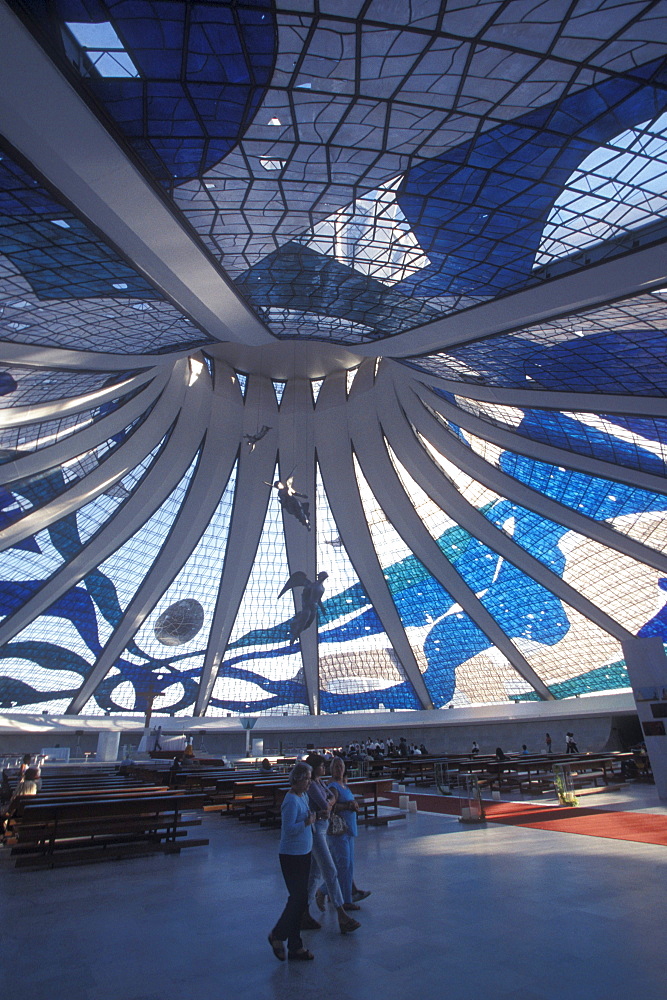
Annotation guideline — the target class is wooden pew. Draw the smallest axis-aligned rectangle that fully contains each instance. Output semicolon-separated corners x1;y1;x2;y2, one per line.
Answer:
8;792;208;869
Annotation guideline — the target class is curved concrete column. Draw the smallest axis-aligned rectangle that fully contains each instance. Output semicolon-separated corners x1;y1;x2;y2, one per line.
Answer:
315;368;434;710
0;370;157;429
347;370;553;701
1;368;170;485
0;361;191;554
194;374;279;715
397;376;667;576
0;363;211;646
68;373;242;713
278;378;319;714
406;367;667;419
414;374;667;498
376;371;632;644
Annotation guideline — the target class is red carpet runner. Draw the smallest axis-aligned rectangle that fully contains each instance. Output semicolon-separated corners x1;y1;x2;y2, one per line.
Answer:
385;791;667;846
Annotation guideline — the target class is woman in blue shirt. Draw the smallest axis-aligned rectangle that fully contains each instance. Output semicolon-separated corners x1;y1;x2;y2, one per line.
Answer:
302;753;360;934
268;762;316;961
327;757;362;908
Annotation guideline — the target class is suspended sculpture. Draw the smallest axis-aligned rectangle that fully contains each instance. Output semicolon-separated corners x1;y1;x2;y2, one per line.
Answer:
278;571;329;641
271;476;311;529
243;425;271;452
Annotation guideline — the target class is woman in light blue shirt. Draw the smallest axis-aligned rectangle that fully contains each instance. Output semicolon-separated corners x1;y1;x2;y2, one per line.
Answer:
327;757;361;908
268;762;316;961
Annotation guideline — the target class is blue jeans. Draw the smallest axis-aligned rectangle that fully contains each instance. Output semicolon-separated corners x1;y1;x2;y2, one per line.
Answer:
328;832;354;905
308;819;344;909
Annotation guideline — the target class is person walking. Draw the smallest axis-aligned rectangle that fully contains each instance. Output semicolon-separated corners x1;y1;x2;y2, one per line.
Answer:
302;754;360;935
327;757;364;910
268;762;316;962
545;733;552;753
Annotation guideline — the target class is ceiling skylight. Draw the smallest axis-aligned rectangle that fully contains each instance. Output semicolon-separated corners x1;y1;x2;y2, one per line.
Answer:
537;112;667;266
65;21;139;79
302;176;431;286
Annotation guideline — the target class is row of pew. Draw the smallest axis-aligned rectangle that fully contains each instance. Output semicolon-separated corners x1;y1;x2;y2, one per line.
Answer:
202;772;402;829
2;764;209;869
2;749;644;869
372;750;640;795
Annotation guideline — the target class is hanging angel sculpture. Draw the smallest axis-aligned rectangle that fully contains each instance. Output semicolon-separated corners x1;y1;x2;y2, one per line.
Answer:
278;571;329;641
270;476;311;530
243;425;271;452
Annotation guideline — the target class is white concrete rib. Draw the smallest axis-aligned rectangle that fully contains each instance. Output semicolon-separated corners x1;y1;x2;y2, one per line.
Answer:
315;367;434;710
0;370;158;429
348;363;554;701
357;240;667;357
278;378;319;715
405;368;667;419
413;374;667;498
376;368;632;644
67;370;241;714
194;375;279;716
396;375;667;576
1;368;170;485
0;361;190;555
0;361;209;648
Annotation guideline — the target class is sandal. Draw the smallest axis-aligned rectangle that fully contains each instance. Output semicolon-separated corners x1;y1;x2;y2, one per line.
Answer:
268;933;285;962
352;889;371;902
339;916;361;934
343;902;360;911
288;948;315;961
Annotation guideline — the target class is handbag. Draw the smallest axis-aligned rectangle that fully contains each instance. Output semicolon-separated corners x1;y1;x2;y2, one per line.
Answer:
327;810;348;836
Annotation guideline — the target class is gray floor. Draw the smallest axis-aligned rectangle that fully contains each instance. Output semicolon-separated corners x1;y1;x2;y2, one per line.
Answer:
2;788;667;1000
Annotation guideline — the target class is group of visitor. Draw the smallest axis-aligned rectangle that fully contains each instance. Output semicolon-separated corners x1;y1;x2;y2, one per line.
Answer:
470;732;580;757
338;736;428;760
268;755;371;962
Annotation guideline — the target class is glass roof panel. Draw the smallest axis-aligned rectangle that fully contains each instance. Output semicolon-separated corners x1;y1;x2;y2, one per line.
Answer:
4;2;667;715
90;462;238;717
452;394;667;478
7;1;666;340
408;440;664;639
405;288;667;395
457;428;667;555
315;465;421;712
0;438;165;632
212;463;308;716
0;144;209;352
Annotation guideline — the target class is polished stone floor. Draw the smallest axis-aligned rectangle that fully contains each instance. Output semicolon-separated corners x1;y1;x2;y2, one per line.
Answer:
2;786;666;1000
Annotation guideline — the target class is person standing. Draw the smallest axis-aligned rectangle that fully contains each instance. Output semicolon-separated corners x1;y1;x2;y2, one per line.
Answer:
566;732;579;754
471;741;480;756
545;733;552;753
268;762;316;962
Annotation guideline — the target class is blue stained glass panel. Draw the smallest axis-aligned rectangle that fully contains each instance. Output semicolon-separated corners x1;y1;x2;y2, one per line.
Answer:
454;397;667;478
405;325;667;395
499;450;667;524
395;64;667;302
88;462;238;716
0;149;161;300
53;0;276;187
211;464;308;715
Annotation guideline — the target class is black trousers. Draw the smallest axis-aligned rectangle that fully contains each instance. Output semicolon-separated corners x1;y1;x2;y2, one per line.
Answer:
272;852;311;953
